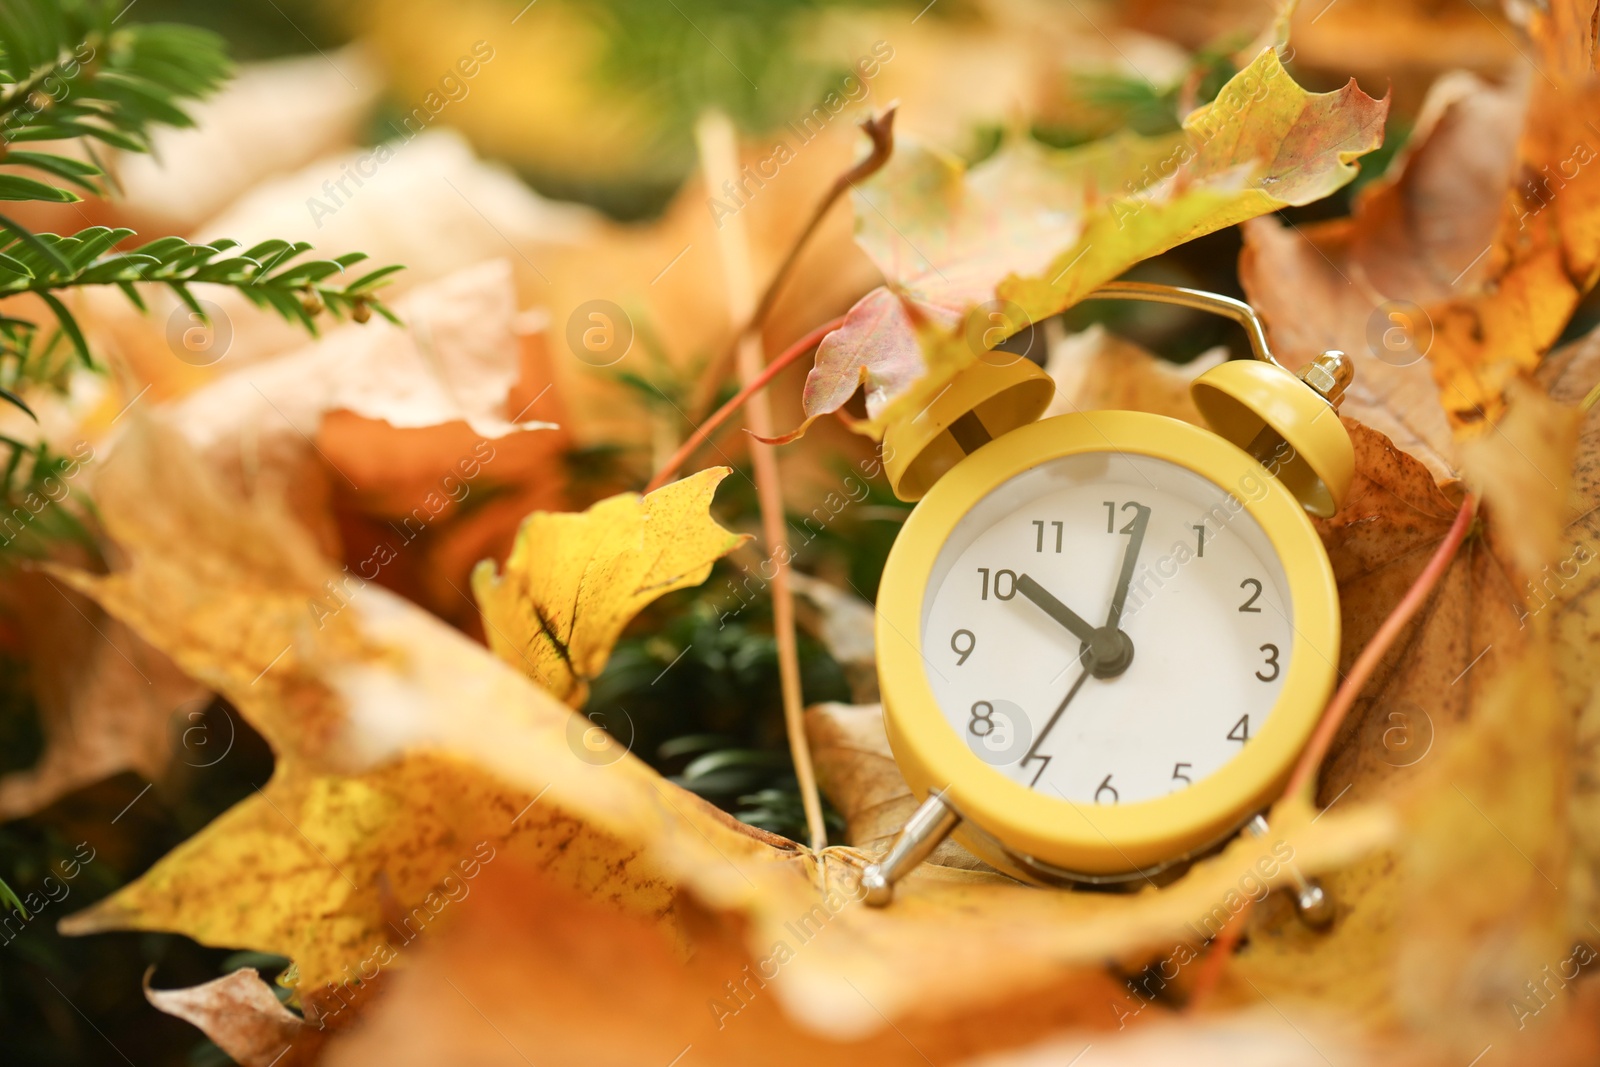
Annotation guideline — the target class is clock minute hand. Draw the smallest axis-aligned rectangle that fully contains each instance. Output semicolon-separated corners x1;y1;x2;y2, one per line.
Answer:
1015;573;1099;645
1104;503;1151;630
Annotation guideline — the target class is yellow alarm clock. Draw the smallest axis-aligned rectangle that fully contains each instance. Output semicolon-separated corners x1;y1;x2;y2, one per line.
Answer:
862;282;1353;909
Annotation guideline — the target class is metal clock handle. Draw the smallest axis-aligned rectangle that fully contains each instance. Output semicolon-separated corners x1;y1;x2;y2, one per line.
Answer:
1084;281;1353;408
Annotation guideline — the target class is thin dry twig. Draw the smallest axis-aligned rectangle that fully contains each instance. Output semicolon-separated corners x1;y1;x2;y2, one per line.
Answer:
685;107;897;424
695;111;828;852
645;315;845;493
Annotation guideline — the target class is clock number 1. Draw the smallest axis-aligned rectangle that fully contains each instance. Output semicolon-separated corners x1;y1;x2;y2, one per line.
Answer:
1031;519;1063;553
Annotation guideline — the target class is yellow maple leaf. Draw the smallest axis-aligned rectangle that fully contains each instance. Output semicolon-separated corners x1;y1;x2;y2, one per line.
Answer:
471;468;750;706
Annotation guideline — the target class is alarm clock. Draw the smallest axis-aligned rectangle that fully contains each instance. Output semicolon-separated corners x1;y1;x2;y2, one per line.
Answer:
861;282;1352;912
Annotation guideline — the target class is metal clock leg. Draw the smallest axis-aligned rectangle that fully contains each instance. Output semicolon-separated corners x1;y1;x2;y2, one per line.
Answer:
1245;814;1335;928
860;792;962;906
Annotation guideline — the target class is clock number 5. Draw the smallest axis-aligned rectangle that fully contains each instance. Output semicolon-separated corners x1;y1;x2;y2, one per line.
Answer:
1171;762;1192;787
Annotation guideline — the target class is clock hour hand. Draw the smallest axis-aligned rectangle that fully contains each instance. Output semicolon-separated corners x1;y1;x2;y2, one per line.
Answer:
1104;503;1151;630
1015;573;1099;645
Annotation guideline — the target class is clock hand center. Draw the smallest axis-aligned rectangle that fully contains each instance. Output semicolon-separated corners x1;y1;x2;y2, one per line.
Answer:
1016;573;1135;680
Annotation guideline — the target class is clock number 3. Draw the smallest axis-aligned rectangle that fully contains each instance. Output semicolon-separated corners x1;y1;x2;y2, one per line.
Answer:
1256;643;1280;682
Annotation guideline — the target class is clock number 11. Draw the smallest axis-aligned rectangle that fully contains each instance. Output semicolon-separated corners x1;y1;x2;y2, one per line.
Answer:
1031;519;1063;553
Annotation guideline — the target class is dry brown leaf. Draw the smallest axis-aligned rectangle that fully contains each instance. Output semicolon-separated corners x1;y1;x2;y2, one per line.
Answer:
804;702;984;869
1535;323;1600;928
145;969;310;1067
1242;14;1600;445
108;48;380;236
324;861;1125;1067
83;130;600;400
1239;70;1525;477
1043;321;1225;424
0;572;205;819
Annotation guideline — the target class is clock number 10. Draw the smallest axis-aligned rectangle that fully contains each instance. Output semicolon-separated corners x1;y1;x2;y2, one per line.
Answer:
977;567;1017;600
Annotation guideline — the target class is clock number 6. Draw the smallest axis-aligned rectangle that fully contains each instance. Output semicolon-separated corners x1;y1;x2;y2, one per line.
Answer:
951;629;976;666
1094;774;1119;804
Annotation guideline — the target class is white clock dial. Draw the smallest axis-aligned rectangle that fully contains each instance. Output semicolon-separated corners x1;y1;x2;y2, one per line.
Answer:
920;451;1295;805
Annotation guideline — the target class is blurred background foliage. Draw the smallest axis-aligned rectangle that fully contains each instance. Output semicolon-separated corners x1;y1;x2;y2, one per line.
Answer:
2;0;1560;1063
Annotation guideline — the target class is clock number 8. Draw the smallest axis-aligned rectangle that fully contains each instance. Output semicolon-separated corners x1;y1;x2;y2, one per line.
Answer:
968;700;996;738
951;629;976;665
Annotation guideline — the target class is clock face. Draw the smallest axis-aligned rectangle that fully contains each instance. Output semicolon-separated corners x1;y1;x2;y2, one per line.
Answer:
920;450;1295;806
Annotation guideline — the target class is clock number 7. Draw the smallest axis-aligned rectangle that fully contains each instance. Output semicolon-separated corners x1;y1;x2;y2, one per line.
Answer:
1031;519;1063;553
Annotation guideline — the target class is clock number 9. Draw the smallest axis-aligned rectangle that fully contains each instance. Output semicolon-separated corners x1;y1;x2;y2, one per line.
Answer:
951;628;976;666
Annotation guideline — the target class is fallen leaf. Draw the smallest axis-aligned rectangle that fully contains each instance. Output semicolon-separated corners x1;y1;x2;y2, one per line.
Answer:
83;129;600;400
472;467;751;706
1043;321;1225;424
804;702;984;870
108;48;381;236
791;573;879;705
1242;24;1600;440
145;968;309;1067
803;47;1387;433
1535;323;1600;929
323;861;1122;1067
1239;69;1525;477
54;419;783;996
0;571;206;819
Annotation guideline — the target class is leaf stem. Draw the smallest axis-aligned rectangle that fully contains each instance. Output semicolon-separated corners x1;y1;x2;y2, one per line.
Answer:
685;107;896;424
645;315;843;493
1186;491;1478;1009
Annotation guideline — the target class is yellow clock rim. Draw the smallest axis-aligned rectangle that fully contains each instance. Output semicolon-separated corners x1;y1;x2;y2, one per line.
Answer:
875;409;1341;875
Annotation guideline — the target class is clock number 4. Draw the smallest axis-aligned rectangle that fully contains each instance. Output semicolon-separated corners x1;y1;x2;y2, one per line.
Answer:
1228;715;1250;743
1031;519;1064;553
977;567;1017;600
